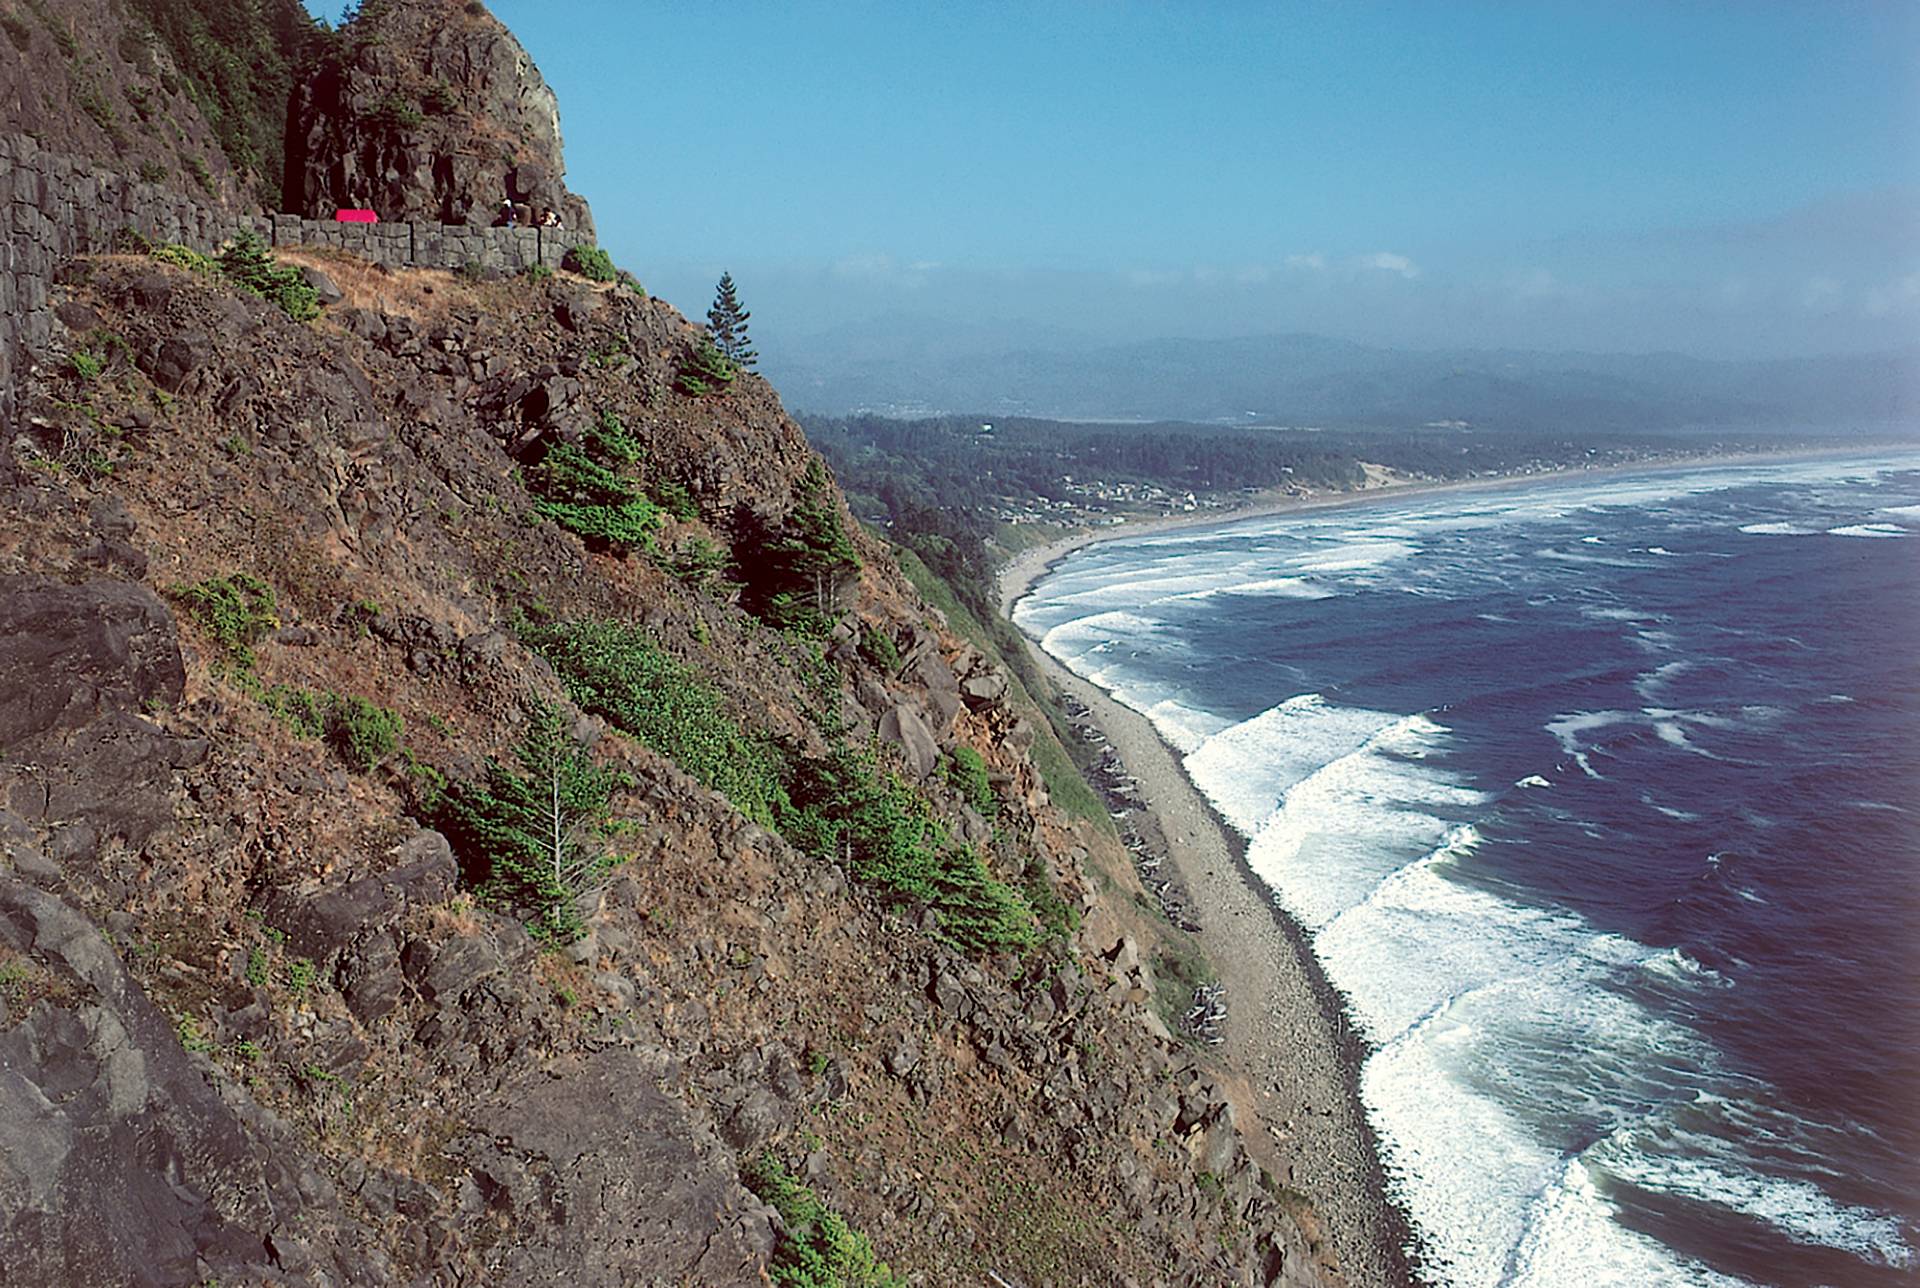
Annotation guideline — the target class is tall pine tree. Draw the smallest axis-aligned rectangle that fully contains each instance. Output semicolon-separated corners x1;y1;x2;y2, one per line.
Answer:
706;271;758;370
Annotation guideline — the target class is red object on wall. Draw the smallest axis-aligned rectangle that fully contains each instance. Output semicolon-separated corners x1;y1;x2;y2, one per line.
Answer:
335;209;379;223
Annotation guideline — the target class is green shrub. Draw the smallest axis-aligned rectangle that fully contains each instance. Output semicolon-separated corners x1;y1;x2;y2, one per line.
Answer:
645;477;697;522
262;686;401;772
152;242;215;274
218;231;318;322
661;535;730;588
526;617;1035;955
783;748;1035;954
173;573;278;669
137;161;168;185
562;245;616;283
324;694;402;772
265;685;327;738
943;746;995;814
364;92;424;131
737;461;861;635
421;80;460;115
437;703;626;944
521;262;553;283
185;156;215;198
674;334;736;396
68;351;104;382
523;621;791;829
617;270;646;298
743;1154;904;1288
857;624;901;675
526;443;661;551
584;409;641;463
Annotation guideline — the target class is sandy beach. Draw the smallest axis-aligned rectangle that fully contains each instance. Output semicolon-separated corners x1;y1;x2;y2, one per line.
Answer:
993;449;1890;1287
998;482;1437;1287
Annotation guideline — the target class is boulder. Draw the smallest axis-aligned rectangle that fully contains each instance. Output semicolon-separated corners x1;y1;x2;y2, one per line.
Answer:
298;265;345;308
0;577;189;849
876;703;939;780
0;878;361;1286
461;1050;775;1285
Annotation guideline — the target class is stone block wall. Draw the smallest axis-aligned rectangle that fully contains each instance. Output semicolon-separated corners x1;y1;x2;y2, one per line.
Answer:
1;131;588;431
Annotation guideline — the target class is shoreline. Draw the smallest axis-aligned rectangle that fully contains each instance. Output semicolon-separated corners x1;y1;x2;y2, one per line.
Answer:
996;444;1912;1287
996;444;1906;617
1026;641;1416;1287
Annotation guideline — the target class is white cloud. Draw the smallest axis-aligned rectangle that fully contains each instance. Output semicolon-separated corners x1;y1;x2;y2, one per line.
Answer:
1125;268;1185;288
1509;268;1561;300
832;252;896;278
1358;251;1420;278
1864;270;1920;317
1801;275;1843;310
1284;252;1327;271
829;252;938;288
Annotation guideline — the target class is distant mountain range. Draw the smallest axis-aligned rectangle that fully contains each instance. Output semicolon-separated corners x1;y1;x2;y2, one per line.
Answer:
763;324;1918;432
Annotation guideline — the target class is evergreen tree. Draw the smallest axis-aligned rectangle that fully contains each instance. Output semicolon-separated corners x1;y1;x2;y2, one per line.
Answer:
706;271;758;370
739;460;861;633
436;702;626;944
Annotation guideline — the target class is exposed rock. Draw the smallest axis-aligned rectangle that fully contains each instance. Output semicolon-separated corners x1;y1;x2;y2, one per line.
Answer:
286;0;596;236
463;1051;775;1286
299;264;345;308
876;703;939;780
0;577;188;850
0;878;357;1286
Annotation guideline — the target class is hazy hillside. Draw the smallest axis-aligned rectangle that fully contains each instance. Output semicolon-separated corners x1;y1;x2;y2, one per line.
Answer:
767;324;1918;431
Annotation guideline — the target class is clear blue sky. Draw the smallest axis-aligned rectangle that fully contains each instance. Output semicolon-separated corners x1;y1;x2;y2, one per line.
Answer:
308;1;1919;360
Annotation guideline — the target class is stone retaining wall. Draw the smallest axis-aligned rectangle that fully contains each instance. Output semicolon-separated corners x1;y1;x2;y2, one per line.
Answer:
1;131;589;430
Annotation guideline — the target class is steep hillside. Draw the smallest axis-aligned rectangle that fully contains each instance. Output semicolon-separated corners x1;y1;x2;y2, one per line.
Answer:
0;238;1332;1285
0;0;312;205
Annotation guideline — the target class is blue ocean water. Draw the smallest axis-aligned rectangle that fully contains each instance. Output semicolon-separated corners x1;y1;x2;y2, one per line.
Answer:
1014;453;1920;1287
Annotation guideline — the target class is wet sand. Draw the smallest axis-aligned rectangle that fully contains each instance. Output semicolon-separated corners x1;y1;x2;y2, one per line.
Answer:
996;448;1891;1287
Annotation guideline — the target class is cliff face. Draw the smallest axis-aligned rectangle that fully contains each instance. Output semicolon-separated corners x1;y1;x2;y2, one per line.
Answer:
0;247;1322;1288
285;0;596;235
0;6;1327;1287
0;0;250;203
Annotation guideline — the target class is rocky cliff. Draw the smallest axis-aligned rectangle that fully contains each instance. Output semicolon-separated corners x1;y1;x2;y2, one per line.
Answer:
0;5;1332;1286
0;0;256;204
285;0;595;235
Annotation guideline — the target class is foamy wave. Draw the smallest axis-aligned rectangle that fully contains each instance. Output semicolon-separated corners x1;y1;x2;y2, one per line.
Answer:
1517;774;1552;789
1603;1141;1914;1268
1642;946;1731;989
1166;575;1332;602
1139;697;1230;755
1634;660;1694;701
1361;957;1724;1287
1038;609;1163;661
1878;503;1920;519
1827;523;1906;538
1737;521;1817;536
1192;700;1483;929
1287;538;1414;573
1182;694;1401;836
1507;1157;1752;1288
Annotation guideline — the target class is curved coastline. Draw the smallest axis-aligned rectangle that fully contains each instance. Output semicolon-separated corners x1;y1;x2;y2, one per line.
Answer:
994;445;1911;1288
1004;552;1416;1287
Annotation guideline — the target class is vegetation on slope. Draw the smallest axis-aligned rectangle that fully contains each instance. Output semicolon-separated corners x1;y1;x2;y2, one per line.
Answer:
522;619;1037;954
123;0;320;202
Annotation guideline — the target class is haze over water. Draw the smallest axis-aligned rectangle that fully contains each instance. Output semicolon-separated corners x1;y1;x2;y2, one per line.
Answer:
1016;453;1920;1286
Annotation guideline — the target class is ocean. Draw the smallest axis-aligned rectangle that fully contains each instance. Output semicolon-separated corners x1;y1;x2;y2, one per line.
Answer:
1012;452;1920;1287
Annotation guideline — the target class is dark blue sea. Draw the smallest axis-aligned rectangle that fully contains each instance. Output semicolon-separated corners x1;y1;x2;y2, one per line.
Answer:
1014;453;1920;1287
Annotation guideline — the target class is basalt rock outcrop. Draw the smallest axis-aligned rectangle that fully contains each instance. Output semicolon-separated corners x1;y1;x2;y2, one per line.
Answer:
0;4;1336;1283
285;0;595;235
0;0;258;204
